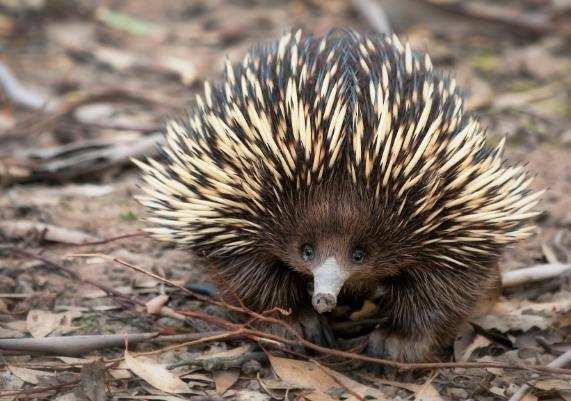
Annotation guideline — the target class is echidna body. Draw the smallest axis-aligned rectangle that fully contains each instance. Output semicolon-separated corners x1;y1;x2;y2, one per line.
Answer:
136;29;541;362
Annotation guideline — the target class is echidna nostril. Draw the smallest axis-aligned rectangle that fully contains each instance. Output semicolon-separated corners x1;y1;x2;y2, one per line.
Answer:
312;293;337;314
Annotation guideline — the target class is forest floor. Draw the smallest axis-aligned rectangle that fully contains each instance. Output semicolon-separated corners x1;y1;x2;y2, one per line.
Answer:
0;0;570;400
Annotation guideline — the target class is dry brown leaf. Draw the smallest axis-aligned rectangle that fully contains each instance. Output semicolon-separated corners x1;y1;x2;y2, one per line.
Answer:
234;390;270;401
159;56;197;85
124;351;189;394
488;386;505;397
533;379;571;390
459;335;491;362
77;361;107;401
0;298;8;314
268;355;388;401
145;294;170;315
7;366;53;385
123;396;188;401
6;320;27;333
374;378;418;392
559;311;571;328
414;374;444;401
0;369;24;401
108;368;132;380
493;84;557;109
521;395;538;401
26;310;64;338
213;369;240;395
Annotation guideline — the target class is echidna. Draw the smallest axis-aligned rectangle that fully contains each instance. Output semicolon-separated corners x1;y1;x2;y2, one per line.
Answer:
135;29;542;362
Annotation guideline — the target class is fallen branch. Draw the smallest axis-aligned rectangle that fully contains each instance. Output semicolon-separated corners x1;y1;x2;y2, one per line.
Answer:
0;220;101;245
71;231;146;246
508;350;571;401
27;133;163;181
0;331;230;357
502;264;571;288
0;333;158;356
418;0;550;37
12;86;178;136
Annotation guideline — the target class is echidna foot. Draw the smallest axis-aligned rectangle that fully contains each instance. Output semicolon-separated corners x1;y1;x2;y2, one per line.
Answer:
297;307;336;348
366;329;436;375
260;307;336;351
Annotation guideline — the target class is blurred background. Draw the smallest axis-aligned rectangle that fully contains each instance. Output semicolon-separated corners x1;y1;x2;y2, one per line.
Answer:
0;1;570;398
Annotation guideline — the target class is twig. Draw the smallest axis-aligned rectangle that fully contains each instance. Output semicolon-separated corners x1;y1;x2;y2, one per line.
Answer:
71;231;146;246
351;0;392;34
0;333;158;356
508;350;571;401
69;252;197;296
417;0;549;38
118;331;239;359
502;264;571;287
152;331;229;344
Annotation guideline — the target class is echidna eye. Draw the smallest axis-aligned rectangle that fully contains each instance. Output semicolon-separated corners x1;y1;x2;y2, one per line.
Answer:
351;246;366;264
300;243;315;262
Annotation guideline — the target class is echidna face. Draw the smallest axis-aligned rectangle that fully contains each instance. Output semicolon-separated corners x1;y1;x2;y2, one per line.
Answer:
275;185;401;314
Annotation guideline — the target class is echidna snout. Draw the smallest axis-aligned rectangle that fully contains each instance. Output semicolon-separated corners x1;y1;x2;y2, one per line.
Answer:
311;258;350;313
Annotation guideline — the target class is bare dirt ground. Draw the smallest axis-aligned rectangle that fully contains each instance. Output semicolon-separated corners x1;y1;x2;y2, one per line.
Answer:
0;1;570;400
